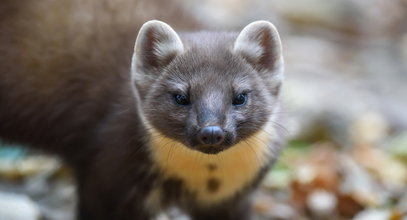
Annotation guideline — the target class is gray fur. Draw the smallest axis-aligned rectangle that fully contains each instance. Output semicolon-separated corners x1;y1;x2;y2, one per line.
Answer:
132;20;284;153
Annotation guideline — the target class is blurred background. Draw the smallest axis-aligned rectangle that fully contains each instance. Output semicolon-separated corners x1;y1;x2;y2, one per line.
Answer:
1;0;406;219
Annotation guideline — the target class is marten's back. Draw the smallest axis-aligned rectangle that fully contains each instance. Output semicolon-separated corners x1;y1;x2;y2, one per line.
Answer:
0;0;198;160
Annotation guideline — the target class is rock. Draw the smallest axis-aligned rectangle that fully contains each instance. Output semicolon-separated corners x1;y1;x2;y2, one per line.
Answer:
353;209;391;220
253;191;297;220
0;191;41;220
307;190;337;217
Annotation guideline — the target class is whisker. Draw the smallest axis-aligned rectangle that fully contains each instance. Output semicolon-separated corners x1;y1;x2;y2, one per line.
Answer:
244;139;262;167
270;121;290;136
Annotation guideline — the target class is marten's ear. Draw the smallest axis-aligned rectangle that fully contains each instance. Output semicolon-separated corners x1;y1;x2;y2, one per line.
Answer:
233;21;283;74
132;20;184;81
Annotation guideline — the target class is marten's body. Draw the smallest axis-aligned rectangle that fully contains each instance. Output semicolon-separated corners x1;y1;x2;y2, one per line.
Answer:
0;1;285;219
0;0;196;161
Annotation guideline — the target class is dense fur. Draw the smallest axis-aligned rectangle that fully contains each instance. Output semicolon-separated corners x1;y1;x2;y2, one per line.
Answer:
0;1;285;219
0;0;197;161
130;21;285;219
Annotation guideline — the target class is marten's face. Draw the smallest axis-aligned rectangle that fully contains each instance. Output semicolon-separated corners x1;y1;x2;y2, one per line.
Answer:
132;21;283;155
142;48;277;154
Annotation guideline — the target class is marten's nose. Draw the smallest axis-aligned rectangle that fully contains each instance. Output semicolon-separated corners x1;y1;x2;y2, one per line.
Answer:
198;126;225;146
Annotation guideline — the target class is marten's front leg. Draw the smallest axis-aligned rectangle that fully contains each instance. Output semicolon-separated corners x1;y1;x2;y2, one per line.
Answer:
74;146;156;220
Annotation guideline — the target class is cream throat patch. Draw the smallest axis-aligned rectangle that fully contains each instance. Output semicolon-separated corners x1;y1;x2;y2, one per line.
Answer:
147;121;275;205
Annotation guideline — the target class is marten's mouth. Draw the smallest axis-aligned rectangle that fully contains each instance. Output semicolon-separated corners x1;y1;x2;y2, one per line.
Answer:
196;146;224;154
188;133;235;154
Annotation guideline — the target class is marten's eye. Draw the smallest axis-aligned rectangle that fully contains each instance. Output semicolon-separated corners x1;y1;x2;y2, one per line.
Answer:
232;93;248;106
173;94;190;106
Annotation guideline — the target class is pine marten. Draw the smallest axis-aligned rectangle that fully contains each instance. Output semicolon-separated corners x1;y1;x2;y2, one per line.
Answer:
0;1;285;219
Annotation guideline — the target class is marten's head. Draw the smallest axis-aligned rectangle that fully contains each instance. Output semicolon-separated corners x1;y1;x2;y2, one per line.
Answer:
131;20;283;155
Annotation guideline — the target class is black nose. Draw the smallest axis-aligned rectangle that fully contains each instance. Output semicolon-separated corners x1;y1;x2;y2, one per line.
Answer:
198;126;225;146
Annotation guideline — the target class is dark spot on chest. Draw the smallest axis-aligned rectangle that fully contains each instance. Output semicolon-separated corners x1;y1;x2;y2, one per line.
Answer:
207;163;217;172
207;178;221;193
